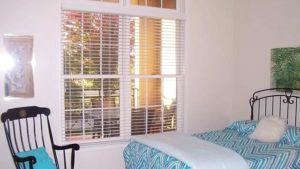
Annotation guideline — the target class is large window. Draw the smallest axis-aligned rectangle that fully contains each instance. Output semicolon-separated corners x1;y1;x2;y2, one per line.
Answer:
62;10;184;142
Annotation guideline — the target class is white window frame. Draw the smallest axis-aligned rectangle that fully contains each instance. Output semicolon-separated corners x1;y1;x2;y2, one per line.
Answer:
62;0;185;20
60;0;185;145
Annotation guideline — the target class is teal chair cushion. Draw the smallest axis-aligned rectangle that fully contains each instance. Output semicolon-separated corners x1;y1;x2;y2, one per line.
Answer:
16;147;57;169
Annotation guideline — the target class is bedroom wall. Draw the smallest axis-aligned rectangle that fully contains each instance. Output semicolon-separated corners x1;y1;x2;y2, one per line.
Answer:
185;0;235;133
232;0;300;121
0;0;236;168
0;0;62;168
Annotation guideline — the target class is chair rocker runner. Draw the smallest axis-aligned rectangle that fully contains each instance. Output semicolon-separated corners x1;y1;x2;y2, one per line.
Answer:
1;106;80;169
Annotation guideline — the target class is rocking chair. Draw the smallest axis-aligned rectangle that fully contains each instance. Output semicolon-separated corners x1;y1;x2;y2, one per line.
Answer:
1;106;80;169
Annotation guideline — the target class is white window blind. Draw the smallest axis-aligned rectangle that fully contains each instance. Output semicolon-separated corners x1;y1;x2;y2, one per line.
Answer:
62;10;184;142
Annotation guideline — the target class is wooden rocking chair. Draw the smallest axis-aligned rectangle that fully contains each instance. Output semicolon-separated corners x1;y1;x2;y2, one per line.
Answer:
1;106;80;169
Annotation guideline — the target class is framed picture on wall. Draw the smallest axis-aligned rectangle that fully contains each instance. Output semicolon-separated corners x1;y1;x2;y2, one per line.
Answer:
3;35;34;98
271;47;300;89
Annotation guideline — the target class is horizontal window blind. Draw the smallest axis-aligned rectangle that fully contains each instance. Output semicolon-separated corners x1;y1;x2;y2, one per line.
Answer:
62;10;184;142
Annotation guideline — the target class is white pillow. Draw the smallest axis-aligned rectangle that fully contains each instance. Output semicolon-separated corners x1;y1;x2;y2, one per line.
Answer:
249;116;287;143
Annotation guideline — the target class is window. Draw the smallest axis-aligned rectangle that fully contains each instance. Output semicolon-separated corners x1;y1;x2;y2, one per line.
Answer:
131;0;176;9
62;10;184;142
88;0;119;3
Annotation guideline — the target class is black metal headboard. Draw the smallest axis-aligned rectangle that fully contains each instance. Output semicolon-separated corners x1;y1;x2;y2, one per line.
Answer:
250;88;300;127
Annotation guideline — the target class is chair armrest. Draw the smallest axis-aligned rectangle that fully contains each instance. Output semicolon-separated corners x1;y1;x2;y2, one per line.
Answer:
14;155;36;169
53;144;80;169
53;144;80;151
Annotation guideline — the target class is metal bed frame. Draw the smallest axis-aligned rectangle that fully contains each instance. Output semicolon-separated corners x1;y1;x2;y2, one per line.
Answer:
250;88;300;126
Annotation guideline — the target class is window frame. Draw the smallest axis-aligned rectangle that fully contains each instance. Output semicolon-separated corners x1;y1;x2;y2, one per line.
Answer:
60;0;185;145
62;0;185;20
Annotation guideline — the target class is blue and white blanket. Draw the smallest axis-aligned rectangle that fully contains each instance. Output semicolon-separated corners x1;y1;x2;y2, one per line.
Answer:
124;130;300;169
128;132;248;169
194;129;300;169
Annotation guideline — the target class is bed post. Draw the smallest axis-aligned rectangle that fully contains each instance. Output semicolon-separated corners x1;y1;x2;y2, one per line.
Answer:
249;96;256;120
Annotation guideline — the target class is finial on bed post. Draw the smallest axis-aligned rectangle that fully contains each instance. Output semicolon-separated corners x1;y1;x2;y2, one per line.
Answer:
249;96;257;120
249;98;253;120
282;89;294;104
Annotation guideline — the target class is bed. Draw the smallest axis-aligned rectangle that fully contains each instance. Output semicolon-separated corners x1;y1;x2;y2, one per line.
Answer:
123;88;300;169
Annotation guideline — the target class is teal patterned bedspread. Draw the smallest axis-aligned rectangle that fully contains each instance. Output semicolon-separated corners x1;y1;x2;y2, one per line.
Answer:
124;140;191;169
124;129;300;169
194;129;300;169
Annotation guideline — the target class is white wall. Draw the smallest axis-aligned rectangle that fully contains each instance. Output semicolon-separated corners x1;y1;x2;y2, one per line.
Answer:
232;0;300;121
185;0;235;133
0;0;61;168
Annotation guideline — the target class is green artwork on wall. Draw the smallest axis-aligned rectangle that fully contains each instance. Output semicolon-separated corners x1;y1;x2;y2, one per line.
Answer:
271;47;300;89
